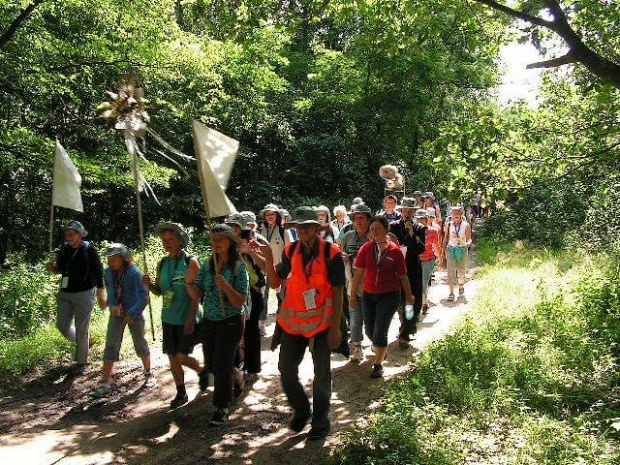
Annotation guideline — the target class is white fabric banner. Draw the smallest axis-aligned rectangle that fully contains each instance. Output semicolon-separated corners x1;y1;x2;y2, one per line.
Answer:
192;120;238;218
52;139;83;212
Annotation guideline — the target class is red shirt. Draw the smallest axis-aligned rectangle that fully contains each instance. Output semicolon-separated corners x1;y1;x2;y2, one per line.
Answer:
421;227;439;261
354;240;406;294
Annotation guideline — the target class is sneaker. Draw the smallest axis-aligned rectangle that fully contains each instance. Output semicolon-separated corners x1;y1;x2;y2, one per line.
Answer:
422;304;429;315
306;425;330;441
259;321;267;337
289;411;311;433
398;337;410;349
370;363;384;378
447;294;455;302
459;285;465;295
210;408;229;426
233;383;244;399
198;369;209;391
143;371;156;388
350;343;363;363
170;393;188;409
92;381;111;398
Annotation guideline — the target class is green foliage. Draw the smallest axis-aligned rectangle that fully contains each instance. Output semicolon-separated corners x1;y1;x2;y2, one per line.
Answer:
332;240;620;465
0;262;59;339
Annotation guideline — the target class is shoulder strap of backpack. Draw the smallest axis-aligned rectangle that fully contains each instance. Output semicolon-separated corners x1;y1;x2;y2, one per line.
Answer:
284;240;300;260
279;225;286;242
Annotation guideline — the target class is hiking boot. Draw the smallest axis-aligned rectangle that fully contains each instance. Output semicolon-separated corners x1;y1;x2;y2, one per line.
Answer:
447;294;455;302
370;363;384;378
143;371;156;388
398;337;410;349
306;425;330;441
422;304;429;315
170;393;188;409
92;381;111;398
210;408;229;426
198;369;209;391
289;411;311;433
259;321;267;337
459;285;465;295
350;343;363;363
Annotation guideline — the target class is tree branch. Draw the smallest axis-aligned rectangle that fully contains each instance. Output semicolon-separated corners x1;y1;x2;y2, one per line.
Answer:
0;0;47;49
471;0;554;29
526;51;576;69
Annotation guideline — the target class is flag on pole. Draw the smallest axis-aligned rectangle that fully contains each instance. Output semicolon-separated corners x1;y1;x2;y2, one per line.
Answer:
53;139;83;212
192;120;238;218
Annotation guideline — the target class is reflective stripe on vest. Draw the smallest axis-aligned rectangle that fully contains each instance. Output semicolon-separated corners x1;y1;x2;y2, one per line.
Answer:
278;239;340;338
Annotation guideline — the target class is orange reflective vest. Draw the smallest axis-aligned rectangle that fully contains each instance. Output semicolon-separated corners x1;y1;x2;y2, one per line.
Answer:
278;238;341;338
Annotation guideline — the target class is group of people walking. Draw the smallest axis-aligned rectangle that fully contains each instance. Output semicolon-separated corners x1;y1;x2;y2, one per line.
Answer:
47;190;472;440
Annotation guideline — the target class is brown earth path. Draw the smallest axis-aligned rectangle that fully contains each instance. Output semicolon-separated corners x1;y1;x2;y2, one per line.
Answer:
0;247;480;465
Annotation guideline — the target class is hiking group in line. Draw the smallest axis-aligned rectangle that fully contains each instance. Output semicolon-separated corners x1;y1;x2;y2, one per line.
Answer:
47;191;473;440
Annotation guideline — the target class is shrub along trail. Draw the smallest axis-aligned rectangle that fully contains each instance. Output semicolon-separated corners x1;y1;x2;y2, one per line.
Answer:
0;250;480;464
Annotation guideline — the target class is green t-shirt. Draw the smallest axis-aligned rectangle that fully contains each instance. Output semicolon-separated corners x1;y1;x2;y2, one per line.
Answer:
158;252;200;325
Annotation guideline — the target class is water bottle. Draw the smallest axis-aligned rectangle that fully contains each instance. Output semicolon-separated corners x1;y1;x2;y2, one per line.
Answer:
405;303;414;320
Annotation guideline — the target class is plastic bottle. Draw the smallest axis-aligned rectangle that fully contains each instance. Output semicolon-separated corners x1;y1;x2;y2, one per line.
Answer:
405;303;414;320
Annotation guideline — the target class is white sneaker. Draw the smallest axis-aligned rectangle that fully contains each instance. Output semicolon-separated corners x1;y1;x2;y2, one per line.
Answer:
144;371;157;388
350;343;363;362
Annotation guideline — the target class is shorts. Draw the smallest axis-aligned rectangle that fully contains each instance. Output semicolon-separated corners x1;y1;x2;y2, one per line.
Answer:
162;322;198;355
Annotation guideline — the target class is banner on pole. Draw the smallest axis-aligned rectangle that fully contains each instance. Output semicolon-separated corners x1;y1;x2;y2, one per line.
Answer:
53;139;84;212
192;120;238;218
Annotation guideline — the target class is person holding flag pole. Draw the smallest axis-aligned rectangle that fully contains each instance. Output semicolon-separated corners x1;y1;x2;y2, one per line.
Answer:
46;139;106;368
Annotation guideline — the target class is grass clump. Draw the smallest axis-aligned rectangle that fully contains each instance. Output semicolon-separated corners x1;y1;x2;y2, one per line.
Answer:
330;238;620;465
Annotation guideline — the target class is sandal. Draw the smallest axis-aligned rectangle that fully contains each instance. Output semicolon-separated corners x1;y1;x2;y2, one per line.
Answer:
447;294;455;302
92;382;111;398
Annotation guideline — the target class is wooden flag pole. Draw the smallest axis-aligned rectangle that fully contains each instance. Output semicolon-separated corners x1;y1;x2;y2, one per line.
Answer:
49;195;55;254
127;133;156;341
192;124;226;312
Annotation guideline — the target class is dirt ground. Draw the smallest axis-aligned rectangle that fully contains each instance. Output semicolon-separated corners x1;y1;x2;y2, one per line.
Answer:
0;254;479;465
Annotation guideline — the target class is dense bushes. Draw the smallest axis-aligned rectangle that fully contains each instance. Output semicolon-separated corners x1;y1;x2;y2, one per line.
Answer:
331;239;620;465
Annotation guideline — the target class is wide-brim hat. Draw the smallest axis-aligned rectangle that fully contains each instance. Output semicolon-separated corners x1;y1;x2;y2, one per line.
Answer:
155;222;190;249
415;209;428;218
426;207;436;218
103;243;131;258
450;205;464;213
423;191;435;200
225;213;249;230
260;203;280;217
413;191;422;196
285;206;326;229
348;203;372;218
401;197;416;209
210;224;241;247
63;220;87;237
240;210;257;224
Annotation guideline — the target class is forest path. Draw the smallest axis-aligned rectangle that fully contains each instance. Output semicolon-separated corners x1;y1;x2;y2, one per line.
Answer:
0;231;482;465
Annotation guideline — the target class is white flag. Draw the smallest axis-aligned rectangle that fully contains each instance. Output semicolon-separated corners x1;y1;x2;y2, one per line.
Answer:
53;139;83;212
192;120;238;218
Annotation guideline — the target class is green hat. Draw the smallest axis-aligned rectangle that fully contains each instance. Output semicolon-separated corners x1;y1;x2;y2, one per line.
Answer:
240;210;257;224
103;243;131;258
349;203;372;218
210;224;241;247
401;197;416;209
155;223;189;249
285;206;325;228
415;209;428;218
225;213;249;230
63;220;87;237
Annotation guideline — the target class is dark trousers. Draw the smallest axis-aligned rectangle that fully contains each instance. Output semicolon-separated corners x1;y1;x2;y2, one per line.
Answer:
244;288;263;374
202;315;243;409
278;329;331;429
362;291;400;348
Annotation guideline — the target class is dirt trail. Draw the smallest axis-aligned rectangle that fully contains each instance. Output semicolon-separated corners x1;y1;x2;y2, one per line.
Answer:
0;250;480;465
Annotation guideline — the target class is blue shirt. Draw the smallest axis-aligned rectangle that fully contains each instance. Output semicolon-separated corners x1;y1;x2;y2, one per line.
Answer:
104;264;148;318
196;259;249;321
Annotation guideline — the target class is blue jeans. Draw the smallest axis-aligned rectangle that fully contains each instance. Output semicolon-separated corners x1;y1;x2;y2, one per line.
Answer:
278;329;331;429
362;291;400;348
349;292;364;343
421;259;436;303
